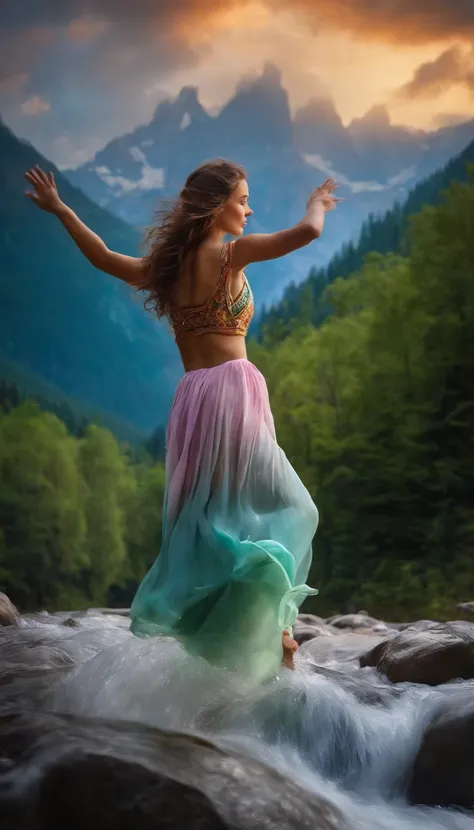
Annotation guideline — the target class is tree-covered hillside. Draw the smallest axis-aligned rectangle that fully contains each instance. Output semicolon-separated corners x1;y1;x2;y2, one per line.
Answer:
257;140;474;344
0;122;181;432
249;172;474;619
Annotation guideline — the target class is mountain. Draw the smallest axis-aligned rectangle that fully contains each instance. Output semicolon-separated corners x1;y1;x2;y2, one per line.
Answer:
0;356;145;444
64;65;474;308
293;96;361;178
346;105;426;182
0;122;181;433
257;138;474;340
66;64;335;306
66;86;213;224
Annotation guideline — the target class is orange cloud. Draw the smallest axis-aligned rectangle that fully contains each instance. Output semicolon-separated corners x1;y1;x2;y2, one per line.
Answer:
0;27;54;85
67;17;108;42
265;0;474;45
169;0;474;46
22;94;51;115
0;72;29;94
394;45;474;100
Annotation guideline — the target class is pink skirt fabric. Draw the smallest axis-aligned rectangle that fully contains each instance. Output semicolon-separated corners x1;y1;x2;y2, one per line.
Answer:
130;358;318;681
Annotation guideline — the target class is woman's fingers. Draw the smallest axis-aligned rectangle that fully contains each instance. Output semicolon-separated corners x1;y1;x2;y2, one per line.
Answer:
47;171;56;188
24;171;39;187
25;167;54;192
34;165;49;186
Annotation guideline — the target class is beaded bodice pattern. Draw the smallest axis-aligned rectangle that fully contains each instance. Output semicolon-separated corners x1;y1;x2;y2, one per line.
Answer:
168;241;254;343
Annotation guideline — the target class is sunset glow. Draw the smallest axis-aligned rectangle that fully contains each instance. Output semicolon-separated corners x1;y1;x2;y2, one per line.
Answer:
1;0;473;165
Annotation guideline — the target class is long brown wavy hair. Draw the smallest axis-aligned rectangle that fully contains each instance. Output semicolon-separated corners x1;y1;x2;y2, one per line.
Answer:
135;159;247;319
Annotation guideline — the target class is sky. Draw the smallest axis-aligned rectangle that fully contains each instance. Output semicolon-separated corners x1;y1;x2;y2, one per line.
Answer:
1;0;474;168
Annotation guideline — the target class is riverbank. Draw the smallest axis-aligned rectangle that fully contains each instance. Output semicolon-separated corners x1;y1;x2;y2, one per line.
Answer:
1;595;474;829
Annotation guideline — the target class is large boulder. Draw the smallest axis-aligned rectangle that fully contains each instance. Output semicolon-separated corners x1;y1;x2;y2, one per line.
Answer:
408;695;474;808
302;632;388;665
325;613;392;635
293;614;337;645
0;593;19;627
360;622;474;684
395;620;441;633
457;601;474;616
309;665;401;706
0;711;350;830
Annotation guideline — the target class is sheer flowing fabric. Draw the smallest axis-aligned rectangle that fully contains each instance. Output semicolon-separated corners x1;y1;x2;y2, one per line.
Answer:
130;358;318;681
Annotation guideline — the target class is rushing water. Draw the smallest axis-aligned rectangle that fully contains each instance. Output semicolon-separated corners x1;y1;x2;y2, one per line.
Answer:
1;611;474;829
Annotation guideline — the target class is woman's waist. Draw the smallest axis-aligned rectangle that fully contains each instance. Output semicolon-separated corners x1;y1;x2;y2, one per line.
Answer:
178;331;248;373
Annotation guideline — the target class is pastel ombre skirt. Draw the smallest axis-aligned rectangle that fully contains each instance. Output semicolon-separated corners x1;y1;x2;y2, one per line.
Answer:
130;358;319;681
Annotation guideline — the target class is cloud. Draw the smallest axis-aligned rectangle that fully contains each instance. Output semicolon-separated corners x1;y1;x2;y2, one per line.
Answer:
66;17;109;43
1;1;473;108
2;0;474;50
269;0;474;45
0;5;198;167
0;26;54;86
2;0;474;166
94;152;166;193
0;72;29;94
22;94;51;115
394;45;474;100
431;112;474;129
304;153;417;194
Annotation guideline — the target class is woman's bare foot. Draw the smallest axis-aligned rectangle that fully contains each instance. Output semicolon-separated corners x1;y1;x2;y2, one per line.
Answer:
282;630;298;670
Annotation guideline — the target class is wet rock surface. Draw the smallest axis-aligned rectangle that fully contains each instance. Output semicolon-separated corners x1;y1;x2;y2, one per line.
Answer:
408;694;474;809
359;621;474;685
325;613;393;635
302;632;387;665
3;594;474;825
0;711;350;830
293;614;338;644
0;593;19;627
308;664;401;706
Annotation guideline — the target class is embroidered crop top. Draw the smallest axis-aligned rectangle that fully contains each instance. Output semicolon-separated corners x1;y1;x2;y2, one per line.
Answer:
168;241;254;343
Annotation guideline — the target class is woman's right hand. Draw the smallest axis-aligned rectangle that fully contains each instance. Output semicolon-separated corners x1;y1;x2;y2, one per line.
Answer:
307;178;342;213
24;165;63;214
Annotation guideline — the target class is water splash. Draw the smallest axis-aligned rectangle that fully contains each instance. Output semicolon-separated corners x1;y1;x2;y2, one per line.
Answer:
1;613;473;829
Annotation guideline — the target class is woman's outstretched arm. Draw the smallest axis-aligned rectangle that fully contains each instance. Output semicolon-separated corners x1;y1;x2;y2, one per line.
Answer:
24;165;144;285
233;178;342;268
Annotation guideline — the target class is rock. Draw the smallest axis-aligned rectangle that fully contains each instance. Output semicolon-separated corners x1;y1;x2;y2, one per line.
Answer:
325;613;392;634
51;608;130;629
297;613;331;627
360;621;474;684
0;711;350;830
293;614;337;645
0;593;19;627
302;633;388;665
457;601;474;616
408;695;474;808
396;620;440;632
309;665;401;706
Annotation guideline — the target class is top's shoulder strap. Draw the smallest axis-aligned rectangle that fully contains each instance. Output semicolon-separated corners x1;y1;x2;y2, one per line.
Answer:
220;240;235;285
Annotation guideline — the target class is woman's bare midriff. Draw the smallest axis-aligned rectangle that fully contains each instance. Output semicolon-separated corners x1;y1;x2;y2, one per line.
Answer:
178;332;248;372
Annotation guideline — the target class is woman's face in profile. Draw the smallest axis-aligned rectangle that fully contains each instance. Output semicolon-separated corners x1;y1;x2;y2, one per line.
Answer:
219;179;253;236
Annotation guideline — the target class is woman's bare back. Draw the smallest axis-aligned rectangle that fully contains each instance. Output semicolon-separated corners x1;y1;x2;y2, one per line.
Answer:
173;241;249;373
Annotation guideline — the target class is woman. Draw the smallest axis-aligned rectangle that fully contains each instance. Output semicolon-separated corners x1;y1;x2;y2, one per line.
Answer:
24;160;339;681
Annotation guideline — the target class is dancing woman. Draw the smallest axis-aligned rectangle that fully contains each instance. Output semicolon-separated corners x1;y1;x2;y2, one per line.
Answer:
24;160;339;680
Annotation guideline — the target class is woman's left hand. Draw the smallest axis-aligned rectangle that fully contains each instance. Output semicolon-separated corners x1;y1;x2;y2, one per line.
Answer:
307;178;343;212
24;165;63;214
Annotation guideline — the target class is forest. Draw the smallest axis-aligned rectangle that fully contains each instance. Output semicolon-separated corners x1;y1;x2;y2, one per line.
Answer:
1;172;473;619
249;172;474;619
0;385;166;612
